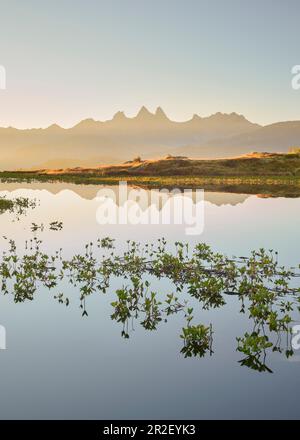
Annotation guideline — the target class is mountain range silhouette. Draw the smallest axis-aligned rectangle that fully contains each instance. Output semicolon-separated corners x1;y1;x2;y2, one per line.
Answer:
0;107;299;170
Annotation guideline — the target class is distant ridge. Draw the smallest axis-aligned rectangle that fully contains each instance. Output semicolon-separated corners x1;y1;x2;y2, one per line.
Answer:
0;107;254;130
0;106;299;170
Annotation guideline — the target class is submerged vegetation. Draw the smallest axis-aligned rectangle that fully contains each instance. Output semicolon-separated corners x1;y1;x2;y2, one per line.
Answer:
1;228;299;373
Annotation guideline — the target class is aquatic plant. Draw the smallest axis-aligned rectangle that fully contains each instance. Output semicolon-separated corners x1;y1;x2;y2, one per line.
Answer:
0;231;299;371
181;322;213;358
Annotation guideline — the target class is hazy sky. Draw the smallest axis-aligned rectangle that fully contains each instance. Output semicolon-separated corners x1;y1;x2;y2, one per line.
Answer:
0;0;300;128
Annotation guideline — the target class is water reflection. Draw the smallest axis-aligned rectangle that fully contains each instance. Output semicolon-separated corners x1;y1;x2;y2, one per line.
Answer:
0;195;38;219
1;227;299;373
0;184;300;419
0;181;250;206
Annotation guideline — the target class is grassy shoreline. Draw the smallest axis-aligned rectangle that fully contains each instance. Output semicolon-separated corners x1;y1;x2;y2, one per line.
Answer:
1;153;300;196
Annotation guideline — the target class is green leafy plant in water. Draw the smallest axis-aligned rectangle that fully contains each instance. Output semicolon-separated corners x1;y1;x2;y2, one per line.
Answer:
0;232;299;372
181;321;213;358
237;331;274;373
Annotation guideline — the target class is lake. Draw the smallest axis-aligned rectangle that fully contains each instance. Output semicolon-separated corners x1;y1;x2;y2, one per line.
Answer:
0;182;299;420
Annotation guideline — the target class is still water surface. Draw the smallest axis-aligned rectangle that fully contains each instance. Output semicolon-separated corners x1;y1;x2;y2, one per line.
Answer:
0;183;299;419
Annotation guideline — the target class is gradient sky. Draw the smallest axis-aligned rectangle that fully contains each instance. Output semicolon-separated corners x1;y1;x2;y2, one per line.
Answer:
0;0;300;128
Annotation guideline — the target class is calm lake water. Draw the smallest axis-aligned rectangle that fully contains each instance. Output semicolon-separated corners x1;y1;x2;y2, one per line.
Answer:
0;182;299;420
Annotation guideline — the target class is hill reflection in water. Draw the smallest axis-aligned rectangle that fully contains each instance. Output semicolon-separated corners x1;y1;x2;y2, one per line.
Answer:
0;181;249;206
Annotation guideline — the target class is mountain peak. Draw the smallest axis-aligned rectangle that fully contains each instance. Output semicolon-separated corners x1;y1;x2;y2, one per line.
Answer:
191;113;202;122
74;118;99;127
208;112;247;122
136;106;154;119
113;111;126;121
46;123;62;130
155;107;168;120
229;112;246;121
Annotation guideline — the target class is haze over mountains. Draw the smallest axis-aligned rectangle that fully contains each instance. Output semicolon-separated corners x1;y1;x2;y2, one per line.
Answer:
0;106;299;170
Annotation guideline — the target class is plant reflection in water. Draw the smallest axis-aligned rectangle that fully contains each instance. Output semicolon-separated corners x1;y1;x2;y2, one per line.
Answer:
0;224;299;373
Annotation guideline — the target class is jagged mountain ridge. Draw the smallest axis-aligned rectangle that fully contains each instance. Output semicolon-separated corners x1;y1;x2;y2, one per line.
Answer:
0;106;298;169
